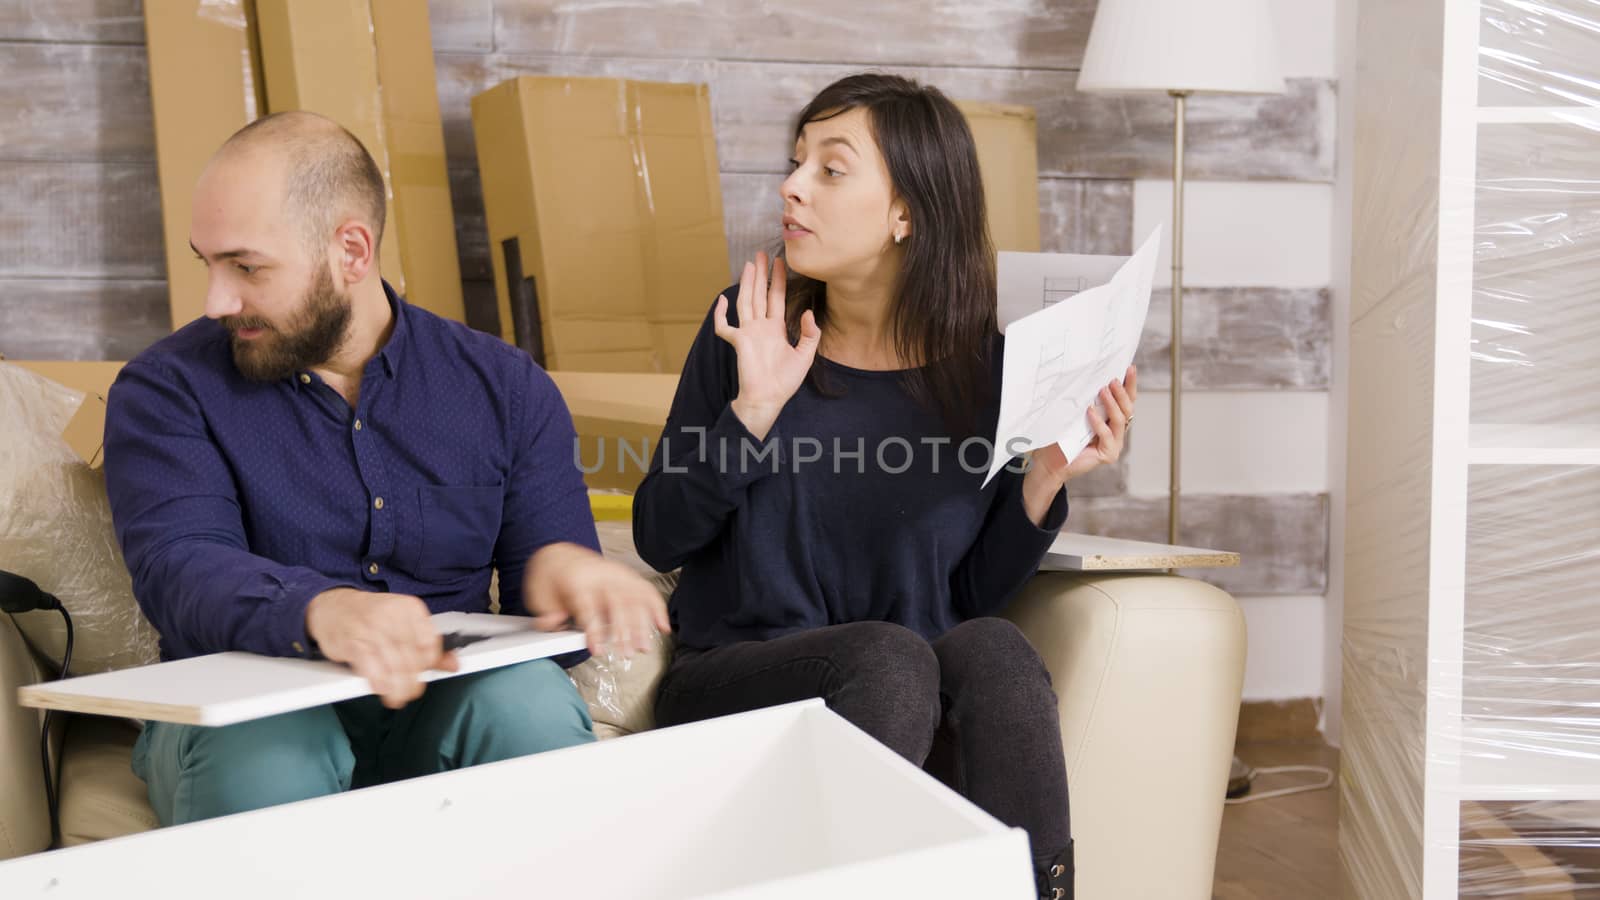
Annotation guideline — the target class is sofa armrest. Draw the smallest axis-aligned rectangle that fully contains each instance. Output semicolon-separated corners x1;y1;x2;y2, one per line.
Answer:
0;614;50;860
1003;571;1247;900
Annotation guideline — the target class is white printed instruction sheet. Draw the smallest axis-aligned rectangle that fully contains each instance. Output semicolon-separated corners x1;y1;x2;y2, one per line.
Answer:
986;226;1162;486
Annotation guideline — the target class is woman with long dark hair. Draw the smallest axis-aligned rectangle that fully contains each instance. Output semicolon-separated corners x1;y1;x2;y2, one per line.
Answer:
632;73;1136;900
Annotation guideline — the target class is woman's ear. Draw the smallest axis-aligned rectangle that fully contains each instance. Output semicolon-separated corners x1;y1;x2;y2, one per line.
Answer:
891;200;912;245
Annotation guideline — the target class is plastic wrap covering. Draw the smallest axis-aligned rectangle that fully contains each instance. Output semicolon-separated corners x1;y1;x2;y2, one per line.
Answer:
0;364;160;676
564;520;679;738
1347;1;1600;895
1459;3;1600;893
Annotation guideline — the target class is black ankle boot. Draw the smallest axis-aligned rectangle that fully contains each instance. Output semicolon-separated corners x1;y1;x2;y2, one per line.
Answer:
1034;840;1074;900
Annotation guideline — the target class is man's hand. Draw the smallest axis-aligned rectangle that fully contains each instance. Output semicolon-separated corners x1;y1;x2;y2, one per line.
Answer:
305;588;458;709
523;543;671;657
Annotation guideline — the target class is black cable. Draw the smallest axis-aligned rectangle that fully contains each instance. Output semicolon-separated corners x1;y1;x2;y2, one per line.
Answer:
38;607;72;848
1;570;72;849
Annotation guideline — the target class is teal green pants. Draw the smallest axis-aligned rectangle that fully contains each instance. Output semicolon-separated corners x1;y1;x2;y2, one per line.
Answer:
131;659;596;826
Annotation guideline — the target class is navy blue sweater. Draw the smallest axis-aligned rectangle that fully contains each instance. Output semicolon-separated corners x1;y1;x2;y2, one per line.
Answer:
633;292;1068;650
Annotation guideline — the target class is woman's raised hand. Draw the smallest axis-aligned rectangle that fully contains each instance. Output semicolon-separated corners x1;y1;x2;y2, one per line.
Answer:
716;251;821;440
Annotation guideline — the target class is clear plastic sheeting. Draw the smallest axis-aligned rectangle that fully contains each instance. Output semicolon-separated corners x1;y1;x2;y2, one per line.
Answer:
1479;0;1600;108
1456;3;1600;894
1348;0;1600;895
568;520;679;737
0;364;161;676
1475;4;1600;897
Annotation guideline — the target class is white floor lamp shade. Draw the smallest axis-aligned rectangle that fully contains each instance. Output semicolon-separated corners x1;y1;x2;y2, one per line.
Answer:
1077;0;1285;95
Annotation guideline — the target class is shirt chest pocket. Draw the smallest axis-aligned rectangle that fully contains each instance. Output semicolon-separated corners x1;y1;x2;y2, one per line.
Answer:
408;485;504;580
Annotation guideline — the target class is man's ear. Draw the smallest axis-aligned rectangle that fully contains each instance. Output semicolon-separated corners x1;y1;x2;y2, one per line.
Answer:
332;219;377;285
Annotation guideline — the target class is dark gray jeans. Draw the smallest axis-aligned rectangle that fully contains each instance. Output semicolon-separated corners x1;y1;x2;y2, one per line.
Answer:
655;618;1073;872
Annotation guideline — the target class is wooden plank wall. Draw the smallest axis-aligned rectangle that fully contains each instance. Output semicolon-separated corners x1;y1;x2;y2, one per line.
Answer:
0;0;1335;596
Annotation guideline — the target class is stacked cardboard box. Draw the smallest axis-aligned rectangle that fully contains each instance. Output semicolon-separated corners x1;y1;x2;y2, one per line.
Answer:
956;100;1042;254
142;4;263;331
142;0;464;327
471;76;731;374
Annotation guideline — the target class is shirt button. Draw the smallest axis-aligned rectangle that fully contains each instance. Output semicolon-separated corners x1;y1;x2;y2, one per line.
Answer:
353;419;363;431
368;562;379;576
299;373;311;385
373;497;384;510
292;641;304;654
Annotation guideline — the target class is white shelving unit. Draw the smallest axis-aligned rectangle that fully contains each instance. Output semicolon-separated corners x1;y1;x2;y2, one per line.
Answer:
1346;1;1600;896
1469;424;1600;465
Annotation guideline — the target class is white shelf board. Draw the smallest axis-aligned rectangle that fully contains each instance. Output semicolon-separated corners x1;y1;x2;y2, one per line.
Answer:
1468;424;1600;465
1458;720;1600;801
1477;106;1600;126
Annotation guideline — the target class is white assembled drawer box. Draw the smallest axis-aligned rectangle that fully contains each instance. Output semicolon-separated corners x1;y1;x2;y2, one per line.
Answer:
0;700;1034;898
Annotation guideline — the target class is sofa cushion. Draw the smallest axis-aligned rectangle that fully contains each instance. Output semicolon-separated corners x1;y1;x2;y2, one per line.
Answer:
56;716;157;846
0;364;161;676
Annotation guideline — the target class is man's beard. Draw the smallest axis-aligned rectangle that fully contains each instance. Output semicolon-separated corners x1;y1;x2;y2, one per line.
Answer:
224;265;352;383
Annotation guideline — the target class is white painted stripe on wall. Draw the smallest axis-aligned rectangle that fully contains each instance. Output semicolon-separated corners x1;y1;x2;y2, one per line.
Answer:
1123;392;1331;497
1239;594;1328;701
1132;181;1334;288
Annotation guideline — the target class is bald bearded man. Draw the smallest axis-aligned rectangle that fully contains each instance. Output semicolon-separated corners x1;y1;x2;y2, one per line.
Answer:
103;111;668;825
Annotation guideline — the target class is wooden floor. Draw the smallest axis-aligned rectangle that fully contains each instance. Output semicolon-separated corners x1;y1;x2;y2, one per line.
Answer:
1213;740;1342;900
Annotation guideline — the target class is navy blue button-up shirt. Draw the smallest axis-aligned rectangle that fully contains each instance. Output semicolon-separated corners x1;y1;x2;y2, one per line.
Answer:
103;283;598;662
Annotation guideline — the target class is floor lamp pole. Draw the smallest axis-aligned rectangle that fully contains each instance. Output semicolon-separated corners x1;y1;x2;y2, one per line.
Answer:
1169;90;1189;546
1172;88;1252;798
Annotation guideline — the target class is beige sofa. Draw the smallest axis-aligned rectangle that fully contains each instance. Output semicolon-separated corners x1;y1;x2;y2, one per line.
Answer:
1;357;1246;897
0;563;1244;898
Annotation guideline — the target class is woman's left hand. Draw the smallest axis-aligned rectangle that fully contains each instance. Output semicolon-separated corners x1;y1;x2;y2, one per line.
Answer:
1029;365;1139;486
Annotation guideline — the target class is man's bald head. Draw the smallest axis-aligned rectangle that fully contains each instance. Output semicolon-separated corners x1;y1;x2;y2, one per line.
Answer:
213;110;387;257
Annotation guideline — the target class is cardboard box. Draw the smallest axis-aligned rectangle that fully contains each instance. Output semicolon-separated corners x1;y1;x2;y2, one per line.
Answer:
142;3;264;329
549;371;679;493
5;361;126;469
471;76;731;373
254;0;464;322
0;701;1035;898
956;101;1041;254
366;0;466;324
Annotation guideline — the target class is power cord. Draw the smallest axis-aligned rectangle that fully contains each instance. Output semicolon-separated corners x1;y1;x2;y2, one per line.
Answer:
1;570;74;848
1224;761;1335;805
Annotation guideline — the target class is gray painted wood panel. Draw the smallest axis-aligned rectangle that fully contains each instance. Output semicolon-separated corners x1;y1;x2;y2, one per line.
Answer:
491;0;1096;71
1039;178;1132;255
0;0;487;51
0;278;168;360
0;0;144;43
1072;492;1329;596
1042;77;1336;182
0;162;165;280
435;54;1335;183
709;63;1336;182
427;0;494;53
0;43;154;163
1133;287;1332;391
720;172;785;279
434;51;716;163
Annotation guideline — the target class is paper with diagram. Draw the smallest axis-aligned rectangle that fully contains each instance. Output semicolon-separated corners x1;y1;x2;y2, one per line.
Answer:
986;226;1162;486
